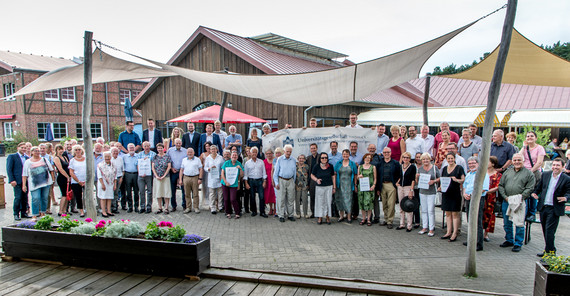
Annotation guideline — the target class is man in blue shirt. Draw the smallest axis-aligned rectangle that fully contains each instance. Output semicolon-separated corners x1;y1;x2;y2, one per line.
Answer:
376;124;390;154
168;138;188;211
462;156;490;251
273;145;297;222
137;141;156;213
225;125;243;154
118;121;141;153
328;141;342;167
122;143;139;213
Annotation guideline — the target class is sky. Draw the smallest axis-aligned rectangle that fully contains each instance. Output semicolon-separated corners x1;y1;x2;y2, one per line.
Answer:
3;0;569;76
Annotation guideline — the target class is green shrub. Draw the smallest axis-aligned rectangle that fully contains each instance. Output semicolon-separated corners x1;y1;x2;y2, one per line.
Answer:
165;225;186;242
34;215;54;231
70;223;96;235
57;215;81;232
514;125;552;152
4;132;41;154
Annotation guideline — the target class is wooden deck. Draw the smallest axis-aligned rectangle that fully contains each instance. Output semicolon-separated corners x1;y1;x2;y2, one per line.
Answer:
0;261;518;296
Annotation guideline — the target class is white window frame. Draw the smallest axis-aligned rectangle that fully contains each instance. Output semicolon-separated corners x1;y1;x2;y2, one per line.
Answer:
60;87;76;102
119;89;131;105
3;83;16;99
44;89;60;101
4;122;14;140
76;123;102;139
38;122;68;141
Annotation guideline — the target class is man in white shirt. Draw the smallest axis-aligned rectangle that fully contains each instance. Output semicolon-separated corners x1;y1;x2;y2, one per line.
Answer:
440;143;467;174
214;120;228;149
179;148;203;213
405;126;424;161
420;125;435;157
346;112;363;128
244;147;268;217
137;141;156;214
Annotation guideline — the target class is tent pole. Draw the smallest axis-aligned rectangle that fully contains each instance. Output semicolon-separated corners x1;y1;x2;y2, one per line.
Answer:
304;106;315;127
218;67;229;125
423;75;430;126
465;0;517;277
82;31;97;219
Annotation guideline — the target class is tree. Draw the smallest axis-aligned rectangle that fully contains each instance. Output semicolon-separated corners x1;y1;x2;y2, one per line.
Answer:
541;41;570;61
431;53;489;75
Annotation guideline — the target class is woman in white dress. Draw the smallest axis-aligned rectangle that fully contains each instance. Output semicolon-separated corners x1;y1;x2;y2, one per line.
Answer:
97;152;117;217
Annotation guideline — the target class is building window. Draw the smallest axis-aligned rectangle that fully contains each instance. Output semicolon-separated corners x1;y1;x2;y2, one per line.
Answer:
4;122;14;140
76;123;102;139
44;87;76;101
44;89;59;100
132;90;140;100
60;87;76;101
119;89;131;105
3;83;15;97
38;122;67;140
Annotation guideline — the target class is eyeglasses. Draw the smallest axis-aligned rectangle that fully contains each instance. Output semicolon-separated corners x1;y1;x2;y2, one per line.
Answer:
402;156;410;159
321;157;328;159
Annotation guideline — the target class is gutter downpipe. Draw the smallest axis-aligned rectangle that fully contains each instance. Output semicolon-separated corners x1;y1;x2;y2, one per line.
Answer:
105;83;110;140
304;106;314;127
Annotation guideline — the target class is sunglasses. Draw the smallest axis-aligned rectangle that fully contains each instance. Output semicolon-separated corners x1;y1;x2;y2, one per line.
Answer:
321;157;328;159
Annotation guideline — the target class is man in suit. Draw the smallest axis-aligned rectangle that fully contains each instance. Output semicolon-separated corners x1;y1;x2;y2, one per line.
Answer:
198;123;222;155
182;122;200;152
531;158;570;256
6;142;30;220
142;118;163;153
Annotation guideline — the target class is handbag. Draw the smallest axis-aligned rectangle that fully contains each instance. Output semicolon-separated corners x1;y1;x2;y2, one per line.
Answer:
66;181;74;201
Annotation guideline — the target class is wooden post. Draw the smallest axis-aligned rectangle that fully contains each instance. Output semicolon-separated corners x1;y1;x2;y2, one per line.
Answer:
465;0;517;277
423;75;430;126
0;175;5;209
82;31;97;219
218;67;229;124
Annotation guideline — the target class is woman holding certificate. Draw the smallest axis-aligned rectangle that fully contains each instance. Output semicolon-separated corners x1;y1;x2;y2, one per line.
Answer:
358;153;376;226
334;150;358;223
221;151;244;219
415;152;440;237
440;152;465;241
396;152;416;231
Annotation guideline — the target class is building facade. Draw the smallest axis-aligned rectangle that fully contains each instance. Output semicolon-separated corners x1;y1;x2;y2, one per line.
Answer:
0;51;145;142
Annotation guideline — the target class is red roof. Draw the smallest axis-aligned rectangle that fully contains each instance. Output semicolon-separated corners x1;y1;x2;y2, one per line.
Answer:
360;82;441;107
409;76;570;110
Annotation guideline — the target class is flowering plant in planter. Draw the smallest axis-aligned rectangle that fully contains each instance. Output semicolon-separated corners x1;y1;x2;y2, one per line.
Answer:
144;221;187;242
541;253;570;274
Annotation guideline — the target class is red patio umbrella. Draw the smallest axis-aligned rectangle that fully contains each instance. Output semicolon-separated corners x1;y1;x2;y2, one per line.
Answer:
168;105;266;124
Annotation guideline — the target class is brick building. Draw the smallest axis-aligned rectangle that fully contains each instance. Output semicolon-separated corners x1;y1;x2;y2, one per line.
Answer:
0;51;145;142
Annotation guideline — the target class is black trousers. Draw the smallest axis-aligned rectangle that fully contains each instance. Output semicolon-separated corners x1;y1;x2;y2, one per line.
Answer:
413;188;421;224
70;183;84;210
124;172;139;210
248;178;265;214
540;206;560;253
309;180;316;216
466;196;486;249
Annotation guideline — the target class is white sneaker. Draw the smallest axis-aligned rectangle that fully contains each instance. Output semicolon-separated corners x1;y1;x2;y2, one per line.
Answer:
194;208;200;213
295;214;301;219
183;208;192;214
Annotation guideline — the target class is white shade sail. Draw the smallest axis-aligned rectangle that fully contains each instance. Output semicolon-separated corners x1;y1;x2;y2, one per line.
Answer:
357;106;488;127
507;109;570;127
3;22;474;107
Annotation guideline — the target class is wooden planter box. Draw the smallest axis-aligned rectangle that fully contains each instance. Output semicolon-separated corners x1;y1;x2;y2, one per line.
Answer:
1;226;210;277
534;261;570;296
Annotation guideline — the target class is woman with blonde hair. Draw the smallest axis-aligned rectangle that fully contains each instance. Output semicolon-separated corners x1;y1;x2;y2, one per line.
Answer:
415;152;440;236
396;151;416;231
387;125;406;162
69;145;87;217
163;127;184;150
400;125;408;141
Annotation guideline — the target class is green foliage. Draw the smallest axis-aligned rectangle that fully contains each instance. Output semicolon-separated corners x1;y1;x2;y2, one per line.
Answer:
112;125;125;141
103;221;143;238
34;215;54;231
514;125;552;152
541;41;570;61
57;215;81;232
70;223;96;235
165;225;186;242
4;132;41;154
144;221;165;240
431;52;489;76
59;136;79;146
542;252;570;274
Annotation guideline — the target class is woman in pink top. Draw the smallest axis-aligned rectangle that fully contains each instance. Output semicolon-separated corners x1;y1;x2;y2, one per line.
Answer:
521;130;545;221
387;125;406;162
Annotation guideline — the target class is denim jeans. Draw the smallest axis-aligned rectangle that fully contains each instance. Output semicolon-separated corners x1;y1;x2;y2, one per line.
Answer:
526;198;537;217
13;184;28;217
30;186;50;216
502;201;525;247
248;178;265;214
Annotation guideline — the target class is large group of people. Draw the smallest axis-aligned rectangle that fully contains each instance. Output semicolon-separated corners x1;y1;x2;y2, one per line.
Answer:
6;115;570;257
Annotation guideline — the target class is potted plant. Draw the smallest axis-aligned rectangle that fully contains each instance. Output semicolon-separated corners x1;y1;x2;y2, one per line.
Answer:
1;216;210;276
534;253;570;296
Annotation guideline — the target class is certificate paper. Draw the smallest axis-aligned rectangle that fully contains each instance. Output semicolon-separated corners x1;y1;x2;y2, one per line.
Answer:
440;177;451;193
359;177;370;192
138;158;151;176
418;173;431;190
225;167;239;186
208;167;220;184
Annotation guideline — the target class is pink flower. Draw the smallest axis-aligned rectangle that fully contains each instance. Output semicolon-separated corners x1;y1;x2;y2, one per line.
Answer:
98;220;106;225
73;219;78;222
62;214;67;217
85;218;93;223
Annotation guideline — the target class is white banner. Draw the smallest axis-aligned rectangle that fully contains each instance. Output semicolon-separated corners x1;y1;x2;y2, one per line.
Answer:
262;127;376;158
